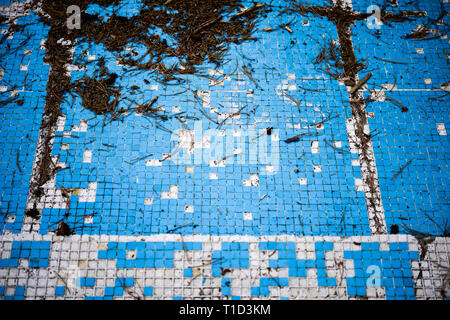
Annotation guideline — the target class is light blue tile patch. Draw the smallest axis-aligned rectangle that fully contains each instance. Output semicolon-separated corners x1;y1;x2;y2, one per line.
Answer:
115;277;135;288
211;242;249;277
251;278;289;296
344;242;419;300
221;277;231;296
77;277;96;287
0;241;50;268
55;286;66;296
143;287;153;296
97;241;202;268
183;268;193;277
0;13;50;235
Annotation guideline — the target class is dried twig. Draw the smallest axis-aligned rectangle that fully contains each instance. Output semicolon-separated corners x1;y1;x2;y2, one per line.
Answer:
391;160;412;180
349;72;372;94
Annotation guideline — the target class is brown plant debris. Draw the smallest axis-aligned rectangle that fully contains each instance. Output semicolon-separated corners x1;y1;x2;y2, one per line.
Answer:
349;72;372;94
380;10;426;25
285;0;392;234
385;96;409;112
390;224;399;234
72;58;121;116
55;221;75;236
284;136;300;144
80;0;270;80
27;0;268;209
391;160;412;181
403;25;437;40
287;0;370;85
241;63;260;88
284;132;319;144
25;207;40;219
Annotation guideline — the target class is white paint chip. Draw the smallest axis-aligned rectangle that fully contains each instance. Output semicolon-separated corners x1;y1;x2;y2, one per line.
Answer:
209;69;223;76
243;212;252;220
185;166;194;173
198;90;210;108
144;198;154;205
382;83;397;91
72;120;88;132
209;79;224;86
370;89;386;102
126;250;136;259
437;123;447;135
82;150;92;163
209;160;225;167
78;182;98;202
84;216;93;224
19;259;28;269
243;174;259;187
56;116;66;132
298;178;307;185
146;159;162;166
161;185;178;199
311;141;320;153
185;205;194;213
209;173;218;179
355;178;366;192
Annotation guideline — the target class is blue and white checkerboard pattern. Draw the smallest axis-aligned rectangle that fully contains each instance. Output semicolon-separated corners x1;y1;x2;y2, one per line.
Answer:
0;234;448;300
0;0;449;299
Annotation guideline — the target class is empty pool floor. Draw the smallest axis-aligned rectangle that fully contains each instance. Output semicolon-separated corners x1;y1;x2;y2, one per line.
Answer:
0;0;449;300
